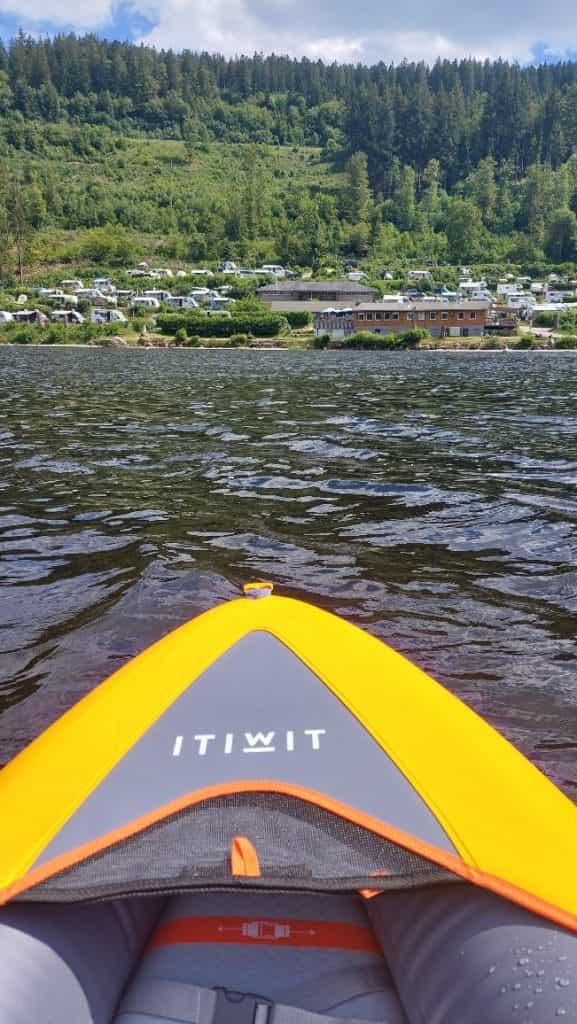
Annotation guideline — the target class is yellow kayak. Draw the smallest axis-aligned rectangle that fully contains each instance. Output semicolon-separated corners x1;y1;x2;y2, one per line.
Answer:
0;584;575;1023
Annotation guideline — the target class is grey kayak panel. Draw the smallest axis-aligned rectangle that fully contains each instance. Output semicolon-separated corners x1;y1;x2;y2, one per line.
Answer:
368;883;577;1023
0;896;163;1024
36;631;454;868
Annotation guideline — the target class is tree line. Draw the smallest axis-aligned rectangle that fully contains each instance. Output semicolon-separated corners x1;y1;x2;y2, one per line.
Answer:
3;35;577;269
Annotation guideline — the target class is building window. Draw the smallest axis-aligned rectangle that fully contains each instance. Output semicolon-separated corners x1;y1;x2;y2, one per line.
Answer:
429;312;437;320
391;312;399;321
358;313;365;321
470;311;477;319
441;312;449;320
366;312;374;321
457;311;464;320
384;311;391;320
418;312;425;321
406;311;413;321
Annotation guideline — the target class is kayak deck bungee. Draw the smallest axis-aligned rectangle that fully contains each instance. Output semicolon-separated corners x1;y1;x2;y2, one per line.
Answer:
0;584;576;1023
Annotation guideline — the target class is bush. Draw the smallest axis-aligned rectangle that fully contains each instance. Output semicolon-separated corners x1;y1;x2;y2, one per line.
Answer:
313;333;331;349
284;310;312;329
553;335;577;348
228;333;250;346
156;312;288;339
175;327;188;344
515;333;536;349
335;328;430;350
399;327;430;345
532;312;556;327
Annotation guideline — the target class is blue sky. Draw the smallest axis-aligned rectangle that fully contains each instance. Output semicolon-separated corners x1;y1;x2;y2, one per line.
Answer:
2;0;577;67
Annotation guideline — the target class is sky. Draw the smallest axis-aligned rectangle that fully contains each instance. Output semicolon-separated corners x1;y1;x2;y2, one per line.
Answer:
1;0;577;67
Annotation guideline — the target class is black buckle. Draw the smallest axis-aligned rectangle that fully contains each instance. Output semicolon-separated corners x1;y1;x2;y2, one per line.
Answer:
213;987;272;1024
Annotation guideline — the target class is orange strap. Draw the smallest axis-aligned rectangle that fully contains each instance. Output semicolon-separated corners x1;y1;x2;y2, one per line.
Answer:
230;836;261;877
148;915;380;953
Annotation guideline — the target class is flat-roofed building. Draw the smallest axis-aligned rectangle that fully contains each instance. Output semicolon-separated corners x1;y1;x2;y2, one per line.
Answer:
259;279;377;307
314;308;355;338
314;301;490;338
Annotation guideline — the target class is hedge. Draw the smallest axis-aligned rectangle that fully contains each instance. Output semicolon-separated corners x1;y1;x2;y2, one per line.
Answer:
155;313;288;338
332;328;430;350
283;310;312;329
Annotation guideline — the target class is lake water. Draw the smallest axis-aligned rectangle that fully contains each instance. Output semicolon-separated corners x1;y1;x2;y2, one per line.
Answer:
1;347;576;796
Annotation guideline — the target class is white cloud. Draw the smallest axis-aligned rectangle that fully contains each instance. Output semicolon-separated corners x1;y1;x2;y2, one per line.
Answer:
137;0;577;65
3;0;113;28
5;0;577;67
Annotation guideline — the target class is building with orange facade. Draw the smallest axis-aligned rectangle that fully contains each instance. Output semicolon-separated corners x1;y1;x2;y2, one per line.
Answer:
314;301;490;339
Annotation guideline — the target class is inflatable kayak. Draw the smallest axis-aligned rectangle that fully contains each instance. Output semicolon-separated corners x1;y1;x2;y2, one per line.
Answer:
0;583;576;1024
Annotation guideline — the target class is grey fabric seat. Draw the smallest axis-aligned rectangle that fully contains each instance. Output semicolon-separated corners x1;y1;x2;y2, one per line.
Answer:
114;891;407;1024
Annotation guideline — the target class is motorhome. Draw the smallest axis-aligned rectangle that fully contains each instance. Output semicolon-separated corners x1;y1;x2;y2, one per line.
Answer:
12;310;49;325
142;290;172;303
93;278;116;294
165;296;199;310
91;309;127;325
260;264;286;278
50;310;86;325
131;296;161;309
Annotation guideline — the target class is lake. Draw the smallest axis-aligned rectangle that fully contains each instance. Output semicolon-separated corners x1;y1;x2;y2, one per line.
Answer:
1;347;576;796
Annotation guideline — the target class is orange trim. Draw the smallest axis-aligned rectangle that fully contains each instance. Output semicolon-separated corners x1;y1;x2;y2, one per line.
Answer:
148;915;380;953
231;836;260;878
359;889;381;900
2;780;576;936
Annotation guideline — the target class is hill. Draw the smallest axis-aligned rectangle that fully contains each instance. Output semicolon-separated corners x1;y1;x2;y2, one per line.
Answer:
3;36;577;272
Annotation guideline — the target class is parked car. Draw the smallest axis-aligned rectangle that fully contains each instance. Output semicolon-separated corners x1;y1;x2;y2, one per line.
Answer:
0;311;14;324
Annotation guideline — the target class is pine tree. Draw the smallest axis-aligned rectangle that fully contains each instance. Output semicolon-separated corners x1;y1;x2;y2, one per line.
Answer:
345;151;370;223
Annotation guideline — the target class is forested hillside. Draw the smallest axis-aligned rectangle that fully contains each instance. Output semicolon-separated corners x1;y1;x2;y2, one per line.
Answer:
3;35;577;272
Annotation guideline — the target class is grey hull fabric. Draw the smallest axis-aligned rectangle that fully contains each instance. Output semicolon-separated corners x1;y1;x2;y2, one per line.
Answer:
368;883;577;1024
0;896;164;1024
117;977;401;1024
115;891;407;1024
37;630;454;868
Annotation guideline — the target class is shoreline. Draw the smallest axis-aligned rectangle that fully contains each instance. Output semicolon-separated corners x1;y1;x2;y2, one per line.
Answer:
1;343;575;353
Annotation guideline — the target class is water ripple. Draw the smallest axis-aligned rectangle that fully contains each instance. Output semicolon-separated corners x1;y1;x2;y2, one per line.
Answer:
1;347;576;792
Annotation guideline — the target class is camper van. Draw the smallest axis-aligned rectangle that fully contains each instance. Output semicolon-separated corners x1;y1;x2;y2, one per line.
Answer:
50;310;86;325
91;309;127;325
131;296;161;310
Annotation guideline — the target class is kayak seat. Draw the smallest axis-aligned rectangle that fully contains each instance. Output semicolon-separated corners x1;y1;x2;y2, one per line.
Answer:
115;891;407;1024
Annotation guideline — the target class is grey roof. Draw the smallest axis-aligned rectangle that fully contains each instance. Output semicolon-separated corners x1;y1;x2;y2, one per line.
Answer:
355;301;491;312
259;279;376;295
268;301;356;313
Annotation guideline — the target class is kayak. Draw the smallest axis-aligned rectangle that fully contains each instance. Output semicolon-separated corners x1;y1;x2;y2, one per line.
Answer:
0;583;576;1024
